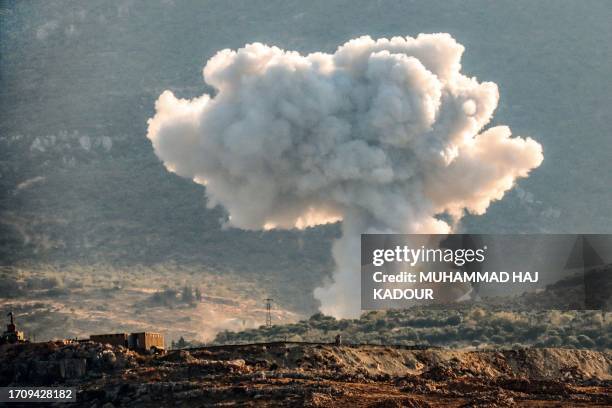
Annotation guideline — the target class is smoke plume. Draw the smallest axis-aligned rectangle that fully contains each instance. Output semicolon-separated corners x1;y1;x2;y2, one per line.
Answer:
147;34;543;318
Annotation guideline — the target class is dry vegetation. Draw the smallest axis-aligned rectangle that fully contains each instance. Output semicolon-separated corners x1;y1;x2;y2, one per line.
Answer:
214;308;611;351
0;263;300;344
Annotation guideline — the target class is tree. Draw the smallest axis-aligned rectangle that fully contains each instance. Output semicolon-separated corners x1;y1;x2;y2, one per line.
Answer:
181;286;194;304
175;336;188;349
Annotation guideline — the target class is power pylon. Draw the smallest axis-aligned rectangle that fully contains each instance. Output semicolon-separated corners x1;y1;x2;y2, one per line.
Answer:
264;298;273;328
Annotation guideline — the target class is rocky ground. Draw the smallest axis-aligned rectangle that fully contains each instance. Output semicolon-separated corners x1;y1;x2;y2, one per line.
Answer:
1;341;611;407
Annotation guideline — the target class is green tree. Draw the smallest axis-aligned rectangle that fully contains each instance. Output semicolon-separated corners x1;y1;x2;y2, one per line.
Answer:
176;336;188;349
181;286;194;304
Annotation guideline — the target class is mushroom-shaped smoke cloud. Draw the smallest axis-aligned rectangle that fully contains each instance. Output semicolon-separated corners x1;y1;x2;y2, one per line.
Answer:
147;34;543;318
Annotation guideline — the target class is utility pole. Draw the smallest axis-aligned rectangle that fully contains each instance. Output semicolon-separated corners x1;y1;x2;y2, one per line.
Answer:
264;298;273;328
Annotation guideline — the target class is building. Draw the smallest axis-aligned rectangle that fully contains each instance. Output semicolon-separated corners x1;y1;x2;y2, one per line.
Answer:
89;331;165;352
1;312;25;344
89;333;129;348
128;332;165;351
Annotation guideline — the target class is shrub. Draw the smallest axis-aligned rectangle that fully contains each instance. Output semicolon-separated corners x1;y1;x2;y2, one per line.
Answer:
544;336;563;347
490;335;506;344
446;315;462;326
25;276;60;290
576;334;596;348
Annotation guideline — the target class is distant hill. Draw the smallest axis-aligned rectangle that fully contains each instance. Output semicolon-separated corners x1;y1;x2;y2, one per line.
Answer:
2;0;612;318
214;268;612;350
508;264;612;311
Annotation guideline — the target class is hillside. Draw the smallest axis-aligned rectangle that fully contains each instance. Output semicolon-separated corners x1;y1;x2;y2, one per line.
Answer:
214;307;611;351
2;0;612;259
0;263;322;344
213;268;612;350
1;0;612;341
1;341;610;406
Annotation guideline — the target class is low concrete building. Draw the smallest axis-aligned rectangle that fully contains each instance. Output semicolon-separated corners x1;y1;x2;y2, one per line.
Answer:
128;332;165;351
89;331;165;352
89;333;129;348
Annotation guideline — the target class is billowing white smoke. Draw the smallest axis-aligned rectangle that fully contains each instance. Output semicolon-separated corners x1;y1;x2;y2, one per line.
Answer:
147;34;543;318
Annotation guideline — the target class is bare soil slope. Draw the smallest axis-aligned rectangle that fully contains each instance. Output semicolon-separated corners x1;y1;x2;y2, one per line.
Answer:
1;341;611;407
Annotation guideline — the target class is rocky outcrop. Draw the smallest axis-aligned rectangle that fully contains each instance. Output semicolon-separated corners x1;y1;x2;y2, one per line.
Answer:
0;341;138;385
1;342;610;406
